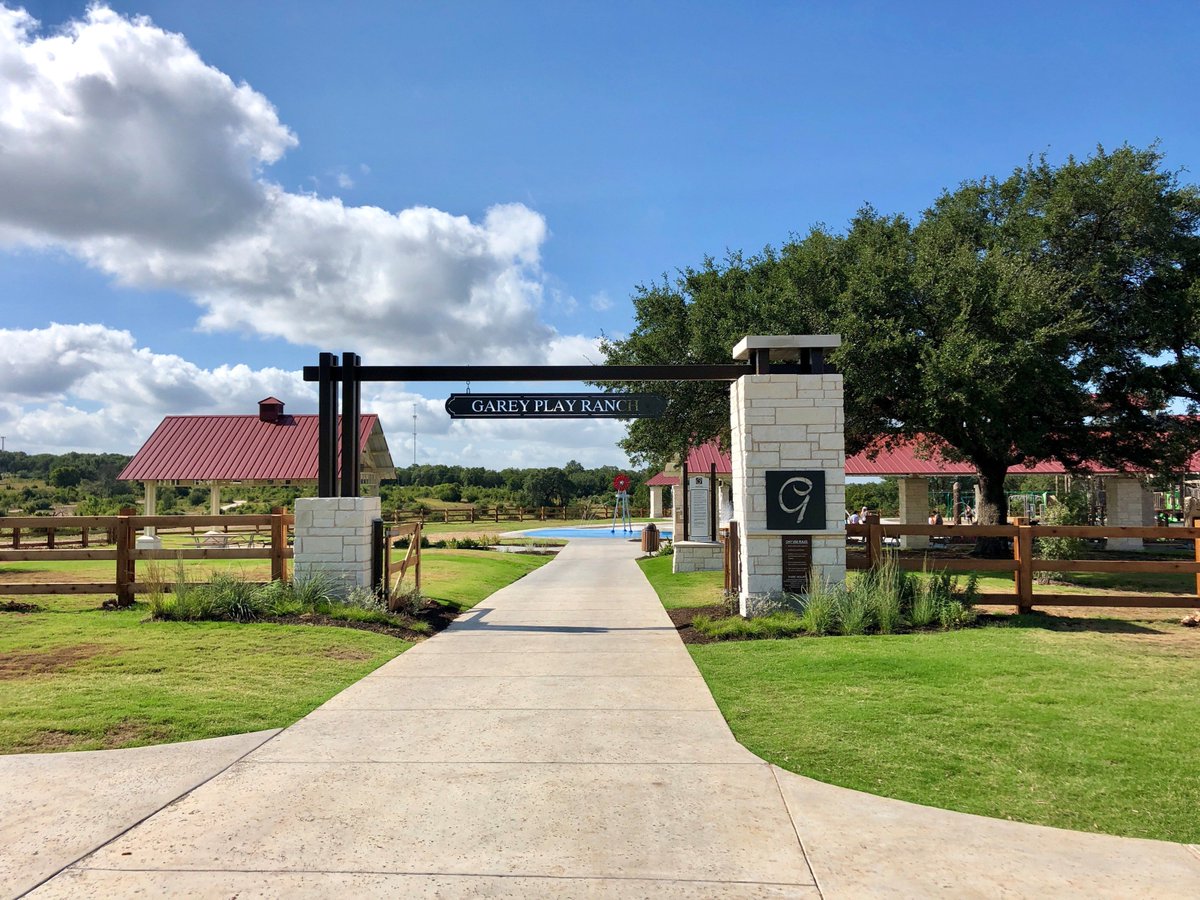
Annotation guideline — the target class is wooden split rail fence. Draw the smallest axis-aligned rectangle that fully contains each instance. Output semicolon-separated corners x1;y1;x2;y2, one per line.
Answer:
845;520;1200;612
0;510;293;607
383;522;422;612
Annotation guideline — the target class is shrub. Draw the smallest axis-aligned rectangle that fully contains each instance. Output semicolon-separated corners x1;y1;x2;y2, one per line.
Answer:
796;580;838;635
1035;493;1088;583
834;590;874;636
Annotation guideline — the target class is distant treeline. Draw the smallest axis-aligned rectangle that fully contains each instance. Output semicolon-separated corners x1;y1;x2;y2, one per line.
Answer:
387;461;654;510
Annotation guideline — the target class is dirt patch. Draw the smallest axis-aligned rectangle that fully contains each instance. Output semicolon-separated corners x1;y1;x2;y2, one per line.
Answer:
0;600;41;612
322;647;374;661
103;720;171;748
0;643;108;680
667;604;729;645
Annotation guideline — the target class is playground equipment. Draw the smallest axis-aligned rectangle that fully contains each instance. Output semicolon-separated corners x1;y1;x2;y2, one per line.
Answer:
610;473;633;533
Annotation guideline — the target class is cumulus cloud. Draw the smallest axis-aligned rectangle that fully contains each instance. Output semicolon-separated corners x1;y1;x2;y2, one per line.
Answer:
0;5;593;363
0;323;311;451
0;323;629;467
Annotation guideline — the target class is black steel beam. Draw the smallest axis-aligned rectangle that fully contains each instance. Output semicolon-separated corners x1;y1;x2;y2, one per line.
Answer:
341;352;361;496
317;353;337;497
302;363;752;383
681;460;690;542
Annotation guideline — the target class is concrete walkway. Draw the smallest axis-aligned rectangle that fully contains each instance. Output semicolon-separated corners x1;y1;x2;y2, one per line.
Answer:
22;540;1200;897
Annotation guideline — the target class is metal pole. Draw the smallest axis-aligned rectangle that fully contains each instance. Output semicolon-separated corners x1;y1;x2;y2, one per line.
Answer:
681;459;690;542
317;353;336;497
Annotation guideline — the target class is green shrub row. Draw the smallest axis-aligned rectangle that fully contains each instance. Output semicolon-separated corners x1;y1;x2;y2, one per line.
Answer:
146;566;428;632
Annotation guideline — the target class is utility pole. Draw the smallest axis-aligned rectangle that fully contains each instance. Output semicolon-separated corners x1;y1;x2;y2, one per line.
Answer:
412;406;417;466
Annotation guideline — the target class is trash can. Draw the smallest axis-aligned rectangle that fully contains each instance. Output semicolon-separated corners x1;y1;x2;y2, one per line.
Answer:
641;523;660;552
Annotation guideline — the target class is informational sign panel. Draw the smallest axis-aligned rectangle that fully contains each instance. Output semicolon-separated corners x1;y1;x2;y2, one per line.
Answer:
781;535;813;593
445;393;666;419
765;470;826;530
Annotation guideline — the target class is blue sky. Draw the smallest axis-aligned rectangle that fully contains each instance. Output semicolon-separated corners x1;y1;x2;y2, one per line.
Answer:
1;1;1197;466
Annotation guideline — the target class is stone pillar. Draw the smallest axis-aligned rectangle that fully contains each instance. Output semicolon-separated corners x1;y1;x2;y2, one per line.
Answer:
730;339;846;617
649;485;663;519
898;476;929;549
210;482;221;516
293;496;380;597
1106;477;1152;551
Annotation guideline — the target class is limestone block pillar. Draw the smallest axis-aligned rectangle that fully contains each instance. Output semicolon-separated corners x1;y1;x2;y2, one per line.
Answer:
898;476;929;549
649;485;663;519
210;482;221;516
730;338;846;617
1106;477;1151;551
294;496;381;596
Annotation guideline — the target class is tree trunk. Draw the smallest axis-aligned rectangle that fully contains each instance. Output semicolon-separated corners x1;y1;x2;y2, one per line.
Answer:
973;462;1010;558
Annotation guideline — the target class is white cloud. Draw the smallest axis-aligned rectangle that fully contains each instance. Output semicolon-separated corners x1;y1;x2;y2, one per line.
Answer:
0;323;311;452
0;5;596;364
0;323;632;468
590;291;614;311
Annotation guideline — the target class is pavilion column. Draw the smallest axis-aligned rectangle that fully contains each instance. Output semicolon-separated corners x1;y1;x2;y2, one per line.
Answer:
1106;476;1152;551
898;476;929;549
649;485;663;519
142;481;157;537
210;482;222;516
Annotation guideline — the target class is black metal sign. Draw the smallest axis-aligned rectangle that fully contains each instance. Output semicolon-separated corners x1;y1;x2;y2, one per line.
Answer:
444;392;666;419
765;470;826;530
782;535;813;593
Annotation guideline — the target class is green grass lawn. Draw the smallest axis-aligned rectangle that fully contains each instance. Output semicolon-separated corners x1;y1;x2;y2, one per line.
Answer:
637;555;726;608
414;548;550;611
0;548;550;754
638;559;1200;843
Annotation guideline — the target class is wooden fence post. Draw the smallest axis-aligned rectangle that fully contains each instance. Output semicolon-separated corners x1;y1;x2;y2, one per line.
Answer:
12;527;19;549
1193;517;1200;599
866;515;882;569
115;507;135;606
270;507;287;583
1014;524;1034;614
47;527;55;550
82;527;89;548
414;522;422;596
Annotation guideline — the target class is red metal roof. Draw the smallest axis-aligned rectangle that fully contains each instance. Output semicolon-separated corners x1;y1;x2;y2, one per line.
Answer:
118;415;380;482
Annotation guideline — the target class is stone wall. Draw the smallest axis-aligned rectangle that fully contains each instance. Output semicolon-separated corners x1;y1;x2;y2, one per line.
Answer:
293;496;380;596
672;540;723;573
1106;477;1153;552
898;476;929;549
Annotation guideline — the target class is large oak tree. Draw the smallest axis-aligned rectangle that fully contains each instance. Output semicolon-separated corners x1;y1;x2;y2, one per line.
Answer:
601;145;1200;526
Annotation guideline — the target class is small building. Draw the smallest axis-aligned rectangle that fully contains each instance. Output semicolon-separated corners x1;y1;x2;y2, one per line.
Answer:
645;444;733;542
119;398;395;530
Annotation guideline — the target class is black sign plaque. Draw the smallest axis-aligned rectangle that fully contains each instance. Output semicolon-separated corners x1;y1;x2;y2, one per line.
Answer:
781;535;813;594
765;470;826;530
444;393;666;419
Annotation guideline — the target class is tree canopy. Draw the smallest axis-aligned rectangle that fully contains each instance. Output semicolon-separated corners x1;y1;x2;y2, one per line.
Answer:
601;145;1200;524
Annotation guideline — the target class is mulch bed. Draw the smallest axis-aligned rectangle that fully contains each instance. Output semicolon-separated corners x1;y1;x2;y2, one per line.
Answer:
667;604;729;645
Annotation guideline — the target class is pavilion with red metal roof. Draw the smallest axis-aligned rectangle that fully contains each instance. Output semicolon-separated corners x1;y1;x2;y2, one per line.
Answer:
646;438;1194;546
119;398;395;524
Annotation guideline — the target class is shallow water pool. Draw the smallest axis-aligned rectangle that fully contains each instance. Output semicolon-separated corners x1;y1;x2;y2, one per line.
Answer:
519;526;673;540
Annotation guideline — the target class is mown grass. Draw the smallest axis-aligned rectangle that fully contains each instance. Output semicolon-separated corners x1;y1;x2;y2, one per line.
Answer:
0;548;551;754
417;549;550;612
637;558;1200;843
636;555;725;608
